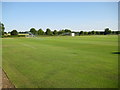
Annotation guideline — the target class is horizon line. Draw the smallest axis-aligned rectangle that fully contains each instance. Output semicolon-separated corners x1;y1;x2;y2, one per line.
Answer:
5;29;118;33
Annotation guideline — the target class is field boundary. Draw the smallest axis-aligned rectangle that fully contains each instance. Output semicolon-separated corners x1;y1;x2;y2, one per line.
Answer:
2;69;16;89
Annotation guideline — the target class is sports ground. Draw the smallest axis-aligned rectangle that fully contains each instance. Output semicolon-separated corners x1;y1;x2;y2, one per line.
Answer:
2;35;118;88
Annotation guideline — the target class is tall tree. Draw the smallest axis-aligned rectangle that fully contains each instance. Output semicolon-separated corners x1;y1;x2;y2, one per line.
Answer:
11;30;18;35
104;28;111;35
96;31;100;35
91;31;95;35
111;31;115;35
45;28;52;35
0;23;5;36
116;31;120;35
58;30;65;35
64;29;71;33
30;28;37;35
84;32;88;35
53;30;58;35
88;32;92;35
79;31;84;35
38;29;44;35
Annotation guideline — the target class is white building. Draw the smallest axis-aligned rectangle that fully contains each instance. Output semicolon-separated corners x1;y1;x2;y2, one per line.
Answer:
71;33;75;37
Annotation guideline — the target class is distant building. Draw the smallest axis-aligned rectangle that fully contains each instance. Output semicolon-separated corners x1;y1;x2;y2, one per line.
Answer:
21;31;34;37
71;33;75;37
4;31;34;37
62;32;71;36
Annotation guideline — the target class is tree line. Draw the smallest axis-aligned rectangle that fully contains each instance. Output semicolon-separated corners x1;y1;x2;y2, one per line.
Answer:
1;23;120;37
7;28;120;36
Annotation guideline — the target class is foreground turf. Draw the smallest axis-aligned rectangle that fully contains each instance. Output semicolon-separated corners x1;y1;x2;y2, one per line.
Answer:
2;35;118;88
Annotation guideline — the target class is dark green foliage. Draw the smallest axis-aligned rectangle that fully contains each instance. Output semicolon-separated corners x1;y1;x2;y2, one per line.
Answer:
91;31;96;35
72;32;79;36
84;32;88;35
109;30;112;34
88;32;92;35
96;31;100;35
2;26;120;37
30;28;37;35
79;31;84;35
116;31;120;34
111;31;116;35
64;29;71;33
57;29;71;35
104;28;111;35
0;22;5;37
0;23;2;37
10;30;18;35
4;32;7;34
45;28;53;35
2;24;5;35
38;29;44;35
100;32;104;35
53;30;58;35
19;31;29;34
58;30;65;35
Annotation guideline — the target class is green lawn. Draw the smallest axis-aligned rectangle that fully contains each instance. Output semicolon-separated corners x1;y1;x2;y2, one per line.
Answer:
2;35;118;88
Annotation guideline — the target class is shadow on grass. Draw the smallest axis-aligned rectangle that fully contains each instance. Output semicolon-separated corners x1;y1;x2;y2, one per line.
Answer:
112;52;120;54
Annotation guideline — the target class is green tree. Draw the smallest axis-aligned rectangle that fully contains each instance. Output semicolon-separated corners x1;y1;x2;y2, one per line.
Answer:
58;30;65;35
96;31;100;35
38;29;44;35
91;31;95;35
116;31;120;35
79;31;84;35
53;30;58;35
45;28;52;35
0;23;5;36
108;30;112;34
88;32;92;35
4;32;7;34
111;31;115;35
64;29;71;33
84;32;88;35
10;30;18;35
30;28;37;35
104;28;111;35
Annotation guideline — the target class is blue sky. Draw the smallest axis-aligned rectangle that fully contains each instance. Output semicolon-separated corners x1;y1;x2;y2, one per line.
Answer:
2;2;118;32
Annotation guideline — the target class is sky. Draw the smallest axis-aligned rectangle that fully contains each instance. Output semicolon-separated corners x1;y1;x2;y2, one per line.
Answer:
1;0;120;2
2;2;118;32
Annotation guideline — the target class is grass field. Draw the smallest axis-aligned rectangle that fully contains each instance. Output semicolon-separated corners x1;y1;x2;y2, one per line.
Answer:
2;35;118;88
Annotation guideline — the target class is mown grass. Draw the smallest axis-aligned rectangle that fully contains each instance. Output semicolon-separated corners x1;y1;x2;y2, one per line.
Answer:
2;35;118;88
